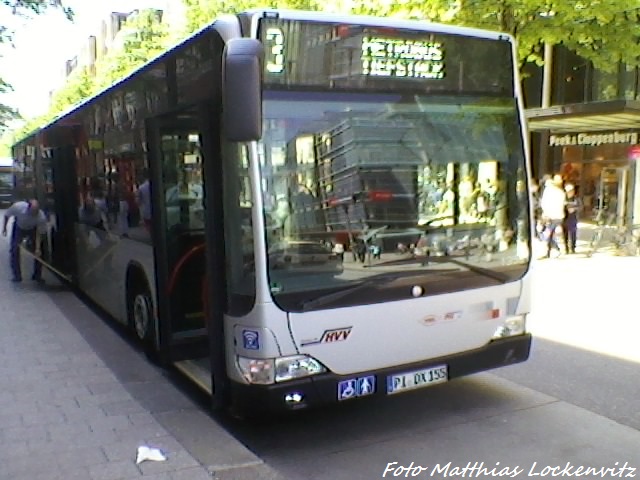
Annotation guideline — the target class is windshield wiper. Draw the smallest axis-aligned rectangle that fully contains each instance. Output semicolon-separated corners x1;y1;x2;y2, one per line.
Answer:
297;256;510;312
365;255;510;284
298;273;409;312
437;256;510;283
298;282;366;313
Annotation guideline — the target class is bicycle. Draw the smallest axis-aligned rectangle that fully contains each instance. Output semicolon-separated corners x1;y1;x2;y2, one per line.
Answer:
586;209;617;258
612;224;640;256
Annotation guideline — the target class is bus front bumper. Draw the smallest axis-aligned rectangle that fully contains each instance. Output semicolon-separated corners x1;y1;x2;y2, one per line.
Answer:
229;333;532;414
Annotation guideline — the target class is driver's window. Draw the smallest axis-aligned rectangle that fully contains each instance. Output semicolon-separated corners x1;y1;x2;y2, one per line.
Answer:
161;131;204;231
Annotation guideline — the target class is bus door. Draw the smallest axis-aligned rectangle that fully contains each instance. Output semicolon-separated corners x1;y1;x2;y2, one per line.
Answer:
148;107;211;366
48;144;79;281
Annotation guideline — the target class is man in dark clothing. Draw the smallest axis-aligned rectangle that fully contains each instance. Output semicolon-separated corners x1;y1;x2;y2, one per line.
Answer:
2;199;48;282
563;184;581;254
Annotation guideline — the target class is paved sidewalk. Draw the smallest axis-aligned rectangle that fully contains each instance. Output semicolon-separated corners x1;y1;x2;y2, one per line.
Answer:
0;232;283;479
535;220;637;258
530;244;640;365
1;217;631;480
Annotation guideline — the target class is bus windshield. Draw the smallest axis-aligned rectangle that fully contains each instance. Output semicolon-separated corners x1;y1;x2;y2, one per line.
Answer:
259;90;530;312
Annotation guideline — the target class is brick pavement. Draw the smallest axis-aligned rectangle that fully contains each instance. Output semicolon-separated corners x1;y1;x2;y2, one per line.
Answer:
0;230;284;480
2;217;621;480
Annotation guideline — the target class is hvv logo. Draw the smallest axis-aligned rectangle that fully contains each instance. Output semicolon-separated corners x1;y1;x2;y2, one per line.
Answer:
300;327;352;346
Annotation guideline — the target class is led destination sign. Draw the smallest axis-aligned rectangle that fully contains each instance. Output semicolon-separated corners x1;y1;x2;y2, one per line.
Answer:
361;37;445;79
259;18;513;94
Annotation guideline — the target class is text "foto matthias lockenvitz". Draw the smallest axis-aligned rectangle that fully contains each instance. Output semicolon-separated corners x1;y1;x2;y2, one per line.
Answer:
381;461;637;478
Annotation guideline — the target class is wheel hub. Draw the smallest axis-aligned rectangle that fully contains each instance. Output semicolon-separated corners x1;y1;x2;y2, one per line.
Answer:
133;294;150;340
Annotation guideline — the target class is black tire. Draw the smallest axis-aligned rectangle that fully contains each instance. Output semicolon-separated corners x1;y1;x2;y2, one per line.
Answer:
127;281;157;359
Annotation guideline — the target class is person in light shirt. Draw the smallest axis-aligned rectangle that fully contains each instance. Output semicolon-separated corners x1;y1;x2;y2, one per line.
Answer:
136;168;152;232
539;174;567;258
2;199;48;282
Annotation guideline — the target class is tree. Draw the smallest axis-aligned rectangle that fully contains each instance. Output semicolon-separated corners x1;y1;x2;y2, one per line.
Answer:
0;78;16;130
8;7;169;139
48;66;94;117
452;0;640;71
181;0;321;35
184;0;640;71
2;0;71;16
0;127;15;157
349;0;640;71
0;0;73;131
93;9;171;91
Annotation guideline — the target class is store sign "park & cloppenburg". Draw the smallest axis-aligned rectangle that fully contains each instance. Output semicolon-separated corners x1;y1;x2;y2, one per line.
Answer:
549;131;639;147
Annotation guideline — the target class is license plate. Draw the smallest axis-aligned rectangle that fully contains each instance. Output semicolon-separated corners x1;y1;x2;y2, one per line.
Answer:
386;365;448;394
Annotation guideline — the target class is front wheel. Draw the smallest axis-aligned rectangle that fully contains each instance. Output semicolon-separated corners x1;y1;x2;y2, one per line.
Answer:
127;283;157;359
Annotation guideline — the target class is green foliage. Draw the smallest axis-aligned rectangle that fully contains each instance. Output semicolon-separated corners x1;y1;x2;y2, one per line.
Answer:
11;112;50;142
93;9;170;90
1;0;72;19
397;0;640;71
181;0;321;35
8;8;169;142
7;0;640;141
180;0;640;72
48;67;94;117
182;0;218;33
0;129;15;157
0;78;18;128
347;0;444;20
0;0;71;131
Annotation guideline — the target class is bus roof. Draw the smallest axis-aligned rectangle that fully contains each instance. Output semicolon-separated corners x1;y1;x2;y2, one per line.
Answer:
248;9;513;41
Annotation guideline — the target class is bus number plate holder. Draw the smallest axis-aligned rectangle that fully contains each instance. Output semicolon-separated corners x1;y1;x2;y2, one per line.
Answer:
386;365;448;395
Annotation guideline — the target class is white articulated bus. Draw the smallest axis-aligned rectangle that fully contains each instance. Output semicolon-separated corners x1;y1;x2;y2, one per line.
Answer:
13;9;532;413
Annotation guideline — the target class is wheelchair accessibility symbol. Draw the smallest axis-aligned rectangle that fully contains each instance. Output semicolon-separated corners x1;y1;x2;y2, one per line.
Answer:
337;375;376;401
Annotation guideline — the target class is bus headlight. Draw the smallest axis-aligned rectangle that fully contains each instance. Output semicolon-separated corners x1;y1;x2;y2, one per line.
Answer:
492;314;527;339
237;355;326;385
275;355;326;383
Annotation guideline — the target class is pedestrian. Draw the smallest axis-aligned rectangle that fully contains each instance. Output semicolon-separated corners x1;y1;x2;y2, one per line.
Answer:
78;195;109;232
78;195;116;275
355;239;367;263
539;174;566;258
116;186;130;238
563;184;581;254
2;198;48;282
136;168;152;232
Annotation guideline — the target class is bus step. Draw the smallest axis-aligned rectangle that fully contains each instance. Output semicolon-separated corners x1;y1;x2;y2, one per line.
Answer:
171;327;207;340
173;358;212;394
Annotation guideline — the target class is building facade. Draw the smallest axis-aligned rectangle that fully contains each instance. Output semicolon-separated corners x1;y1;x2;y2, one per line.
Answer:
524;46;640;225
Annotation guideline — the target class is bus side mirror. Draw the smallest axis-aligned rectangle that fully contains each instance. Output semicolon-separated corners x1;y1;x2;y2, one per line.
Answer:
222;38;264;142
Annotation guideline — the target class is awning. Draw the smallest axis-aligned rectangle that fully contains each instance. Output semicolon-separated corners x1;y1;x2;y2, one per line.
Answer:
525;100;640;133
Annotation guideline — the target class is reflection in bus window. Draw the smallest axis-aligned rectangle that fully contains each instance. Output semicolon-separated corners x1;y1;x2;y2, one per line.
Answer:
161;133;204;230
258;91;531;305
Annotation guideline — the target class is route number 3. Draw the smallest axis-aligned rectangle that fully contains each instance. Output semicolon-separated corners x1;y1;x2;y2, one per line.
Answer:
265;27;285;74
